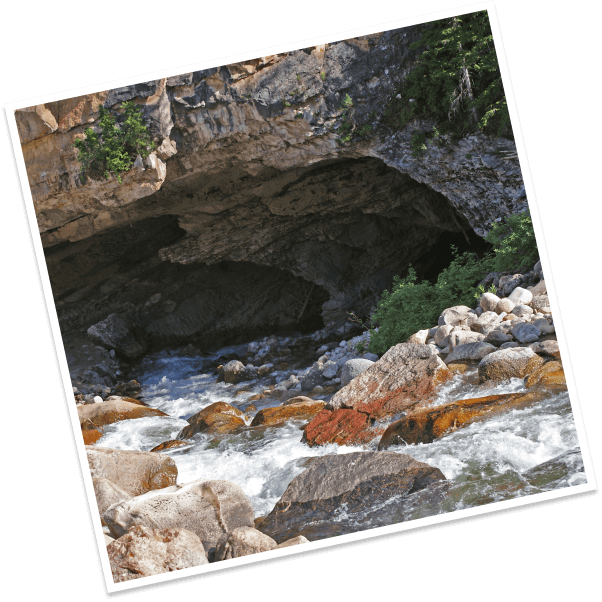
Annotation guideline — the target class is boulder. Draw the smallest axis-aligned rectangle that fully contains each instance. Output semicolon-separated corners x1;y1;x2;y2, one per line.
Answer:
495;298;515;314
379;392;538;447
449;330;486;349
438;305;473;327
500;341;519;349
531;294;552;313
220;360;247;384
93;478;131;523
328;343;451;417
87;313;148;359
178;402;246;439
528;340;561;360
250;400;326;427
215;527;277;561
282;395;314;406
478;347;545;383
511;322;541;344
78;399;167;430
444;342;496;364
533;318;555;335
300;365;327;391
103;479;255;551
434;325;454;348
480;292;500;312
508;287;533;306
529;279;547;296
87;447;177;497
512;304;534;319
257;452;445;544
470;311;502;336
340;358;374;386
486;330;512;347
407;329;429;345
108;525;208;582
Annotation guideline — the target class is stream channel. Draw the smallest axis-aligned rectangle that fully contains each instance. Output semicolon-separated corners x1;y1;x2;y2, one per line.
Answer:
95;333;587;540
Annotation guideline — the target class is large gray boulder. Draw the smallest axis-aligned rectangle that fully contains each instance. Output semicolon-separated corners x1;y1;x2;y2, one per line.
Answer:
103;479;255;552
300;365;327;391
87;313;148;359
340;358;374;386
107;525;208;582
449;329;486;349
512;322;541;344
257;452;445;543
444;342;496;364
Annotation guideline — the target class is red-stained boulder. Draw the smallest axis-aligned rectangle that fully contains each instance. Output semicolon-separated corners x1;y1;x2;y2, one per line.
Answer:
329;343;451;417
78;399;167;430
302;344;451;447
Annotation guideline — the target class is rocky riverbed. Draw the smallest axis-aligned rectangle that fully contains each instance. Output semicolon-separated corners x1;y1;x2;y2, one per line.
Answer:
77;263;585;583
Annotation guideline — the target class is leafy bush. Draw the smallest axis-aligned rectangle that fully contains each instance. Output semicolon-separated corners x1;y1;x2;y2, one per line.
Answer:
484;210;538;272
368;249;494;353
74;101;155;184
366;209;539;353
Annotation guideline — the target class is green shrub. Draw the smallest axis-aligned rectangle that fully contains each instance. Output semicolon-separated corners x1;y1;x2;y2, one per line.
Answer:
74;101;155;184
485;210;538;272
368;249;494;353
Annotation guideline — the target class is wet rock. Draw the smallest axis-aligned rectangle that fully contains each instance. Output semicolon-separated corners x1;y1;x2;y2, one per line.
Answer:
104;395;147;406
150;440;190;452
528;340;561;360
178;402;246;438
301;408;373;447
300;365;327;391
103;479;255;551
282;395;314;406
108;525;208;582
379;392;539;447
78;399;167;430
478;347;545;383
521;448;583;489
525;361;566;388
250;400;326;427
87;447;177;497
215;526;277;561
87;313;149;359
83;429;103;445
219;360;247;384
444;342;496;364
340;358;374;386
257;364;273;377
258;452;445;544
244;404;257;414
93;478;131;521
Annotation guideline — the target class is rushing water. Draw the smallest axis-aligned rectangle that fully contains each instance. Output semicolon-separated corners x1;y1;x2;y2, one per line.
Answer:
97;339;586;537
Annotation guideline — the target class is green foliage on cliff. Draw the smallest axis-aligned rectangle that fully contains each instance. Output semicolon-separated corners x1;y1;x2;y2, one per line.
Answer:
484;210;538;272
74;101;155;184
384;10;511;139
367;210;537;353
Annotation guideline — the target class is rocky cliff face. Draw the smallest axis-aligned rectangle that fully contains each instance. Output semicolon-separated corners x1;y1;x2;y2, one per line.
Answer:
17;25;526;352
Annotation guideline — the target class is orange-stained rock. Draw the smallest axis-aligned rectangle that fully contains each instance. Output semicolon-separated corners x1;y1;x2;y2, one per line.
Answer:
150;440;190;452
77;399;167;429
379;392;541;448
178;402;246;439
447;363;470;374
525;361;566;388
250;400;326;427
282;395;314;406
244;404;257;414
248;394;265;402
329;343;451;418
83;429;103;445
302;408;378;447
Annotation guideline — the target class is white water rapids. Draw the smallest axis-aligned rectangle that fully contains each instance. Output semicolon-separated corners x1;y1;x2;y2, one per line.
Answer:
96;342;586;532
